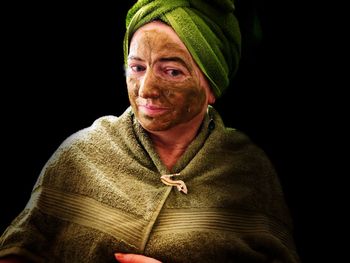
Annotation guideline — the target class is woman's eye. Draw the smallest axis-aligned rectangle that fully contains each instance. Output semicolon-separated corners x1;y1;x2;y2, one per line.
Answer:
166;69;182;77
131;65;145;72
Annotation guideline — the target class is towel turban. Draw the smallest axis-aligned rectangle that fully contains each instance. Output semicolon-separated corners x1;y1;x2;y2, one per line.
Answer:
123;0;241;98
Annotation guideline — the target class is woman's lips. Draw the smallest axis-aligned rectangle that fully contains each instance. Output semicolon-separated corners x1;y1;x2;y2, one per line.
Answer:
138;104;170;117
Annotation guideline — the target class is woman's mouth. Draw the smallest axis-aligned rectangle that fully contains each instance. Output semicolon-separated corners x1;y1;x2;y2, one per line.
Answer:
137;104;170;117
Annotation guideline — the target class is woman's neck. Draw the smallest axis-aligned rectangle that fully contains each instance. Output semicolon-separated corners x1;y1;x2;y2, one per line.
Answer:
148;111;206;171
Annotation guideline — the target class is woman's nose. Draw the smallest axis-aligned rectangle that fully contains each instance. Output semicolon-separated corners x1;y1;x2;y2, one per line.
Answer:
138;70;160;99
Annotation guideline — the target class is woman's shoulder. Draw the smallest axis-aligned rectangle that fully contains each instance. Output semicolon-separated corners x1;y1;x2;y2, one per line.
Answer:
209;106;255;149
60;107;133;148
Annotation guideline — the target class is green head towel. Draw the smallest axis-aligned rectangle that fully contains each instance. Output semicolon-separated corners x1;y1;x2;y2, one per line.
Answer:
123;0;241;98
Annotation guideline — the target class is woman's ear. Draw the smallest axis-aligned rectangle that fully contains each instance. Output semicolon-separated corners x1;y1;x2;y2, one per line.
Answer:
199;72;216;105
207;88;216;104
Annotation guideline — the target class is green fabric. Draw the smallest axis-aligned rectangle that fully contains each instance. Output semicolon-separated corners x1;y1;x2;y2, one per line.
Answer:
0;106;300;262
123;0;241;98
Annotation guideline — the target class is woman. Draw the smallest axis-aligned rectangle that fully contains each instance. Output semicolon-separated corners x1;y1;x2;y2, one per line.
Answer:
0;1;300;262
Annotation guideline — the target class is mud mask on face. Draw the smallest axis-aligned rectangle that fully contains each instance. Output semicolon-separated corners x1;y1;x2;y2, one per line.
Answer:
127;27;208;131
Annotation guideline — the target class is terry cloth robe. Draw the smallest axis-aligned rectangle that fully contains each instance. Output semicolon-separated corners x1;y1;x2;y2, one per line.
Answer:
0;106;300;263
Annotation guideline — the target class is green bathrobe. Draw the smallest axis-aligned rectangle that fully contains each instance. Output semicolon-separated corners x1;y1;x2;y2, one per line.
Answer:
0;106;300;262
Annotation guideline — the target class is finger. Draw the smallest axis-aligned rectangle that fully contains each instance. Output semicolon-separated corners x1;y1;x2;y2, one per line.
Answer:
114;253;161;263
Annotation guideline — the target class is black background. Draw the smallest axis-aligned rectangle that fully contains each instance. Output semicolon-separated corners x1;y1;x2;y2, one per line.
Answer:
1;1;341;262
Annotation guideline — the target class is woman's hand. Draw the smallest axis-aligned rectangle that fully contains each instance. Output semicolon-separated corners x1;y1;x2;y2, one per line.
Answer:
114;253;161;263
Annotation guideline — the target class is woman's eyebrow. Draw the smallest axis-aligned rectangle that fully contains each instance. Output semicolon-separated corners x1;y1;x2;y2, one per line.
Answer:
128;56;144;61
128;55;193;71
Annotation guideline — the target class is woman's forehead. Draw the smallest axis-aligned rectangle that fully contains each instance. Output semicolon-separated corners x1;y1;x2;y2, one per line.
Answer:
130;21;188;52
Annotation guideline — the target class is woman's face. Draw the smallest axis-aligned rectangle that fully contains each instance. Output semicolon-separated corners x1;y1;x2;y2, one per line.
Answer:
126;21;215;132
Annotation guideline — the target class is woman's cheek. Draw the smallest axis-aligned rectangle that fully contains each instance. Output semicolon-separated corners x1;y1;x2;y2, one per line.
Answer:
127;77;139;97
180;82;206;111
